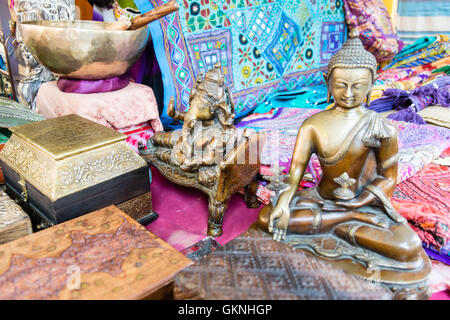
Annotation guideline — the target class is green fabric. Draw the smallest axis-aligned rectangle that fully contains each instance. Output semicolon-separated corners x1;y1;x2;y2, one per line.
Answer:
117;0;140;10
0;97;29;110
432;66;450;75
397;36;437;58
0;130;9;144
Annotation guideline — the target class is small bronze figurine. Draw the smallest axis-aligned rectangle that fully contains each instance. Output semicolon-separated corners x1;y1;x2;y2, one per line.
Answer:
153;63;238;172
140;63;263;237
256;30;431;298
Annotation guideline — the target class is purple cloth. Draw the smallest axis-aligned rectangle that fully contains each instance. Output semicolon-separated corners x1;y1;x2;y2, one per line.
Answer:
369;76;450;124
384;83;450;112
57;75;130;94
424;247;450;265
342;0;402;62
387;107;427;124
368;96;398;112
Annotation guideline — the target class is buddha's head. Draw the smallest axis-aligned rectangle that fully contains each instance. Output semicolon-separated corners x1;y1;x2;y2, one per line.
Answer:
325;29;377;108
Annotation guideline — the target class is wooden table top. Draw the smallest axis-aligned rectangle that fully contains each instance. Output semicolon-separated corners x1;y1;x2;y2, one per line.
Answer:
0;205;192;300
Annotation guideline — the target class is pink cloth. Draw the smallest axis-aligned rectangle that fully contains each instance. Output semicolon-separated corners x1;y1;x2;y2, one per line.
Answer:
146;167;261;251
429;259;450;294
35;81;163;131
430;290;450;300
116;122;156;153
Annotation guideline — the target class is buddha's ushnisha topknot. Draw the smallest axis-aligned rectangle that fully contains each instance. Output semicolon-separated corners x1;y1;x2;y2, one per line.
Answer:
326;29;378;82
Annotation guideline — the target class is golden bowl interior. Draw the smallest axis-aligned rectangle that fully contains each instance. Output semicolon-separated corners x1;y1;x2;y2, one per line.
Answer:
19;20;150;80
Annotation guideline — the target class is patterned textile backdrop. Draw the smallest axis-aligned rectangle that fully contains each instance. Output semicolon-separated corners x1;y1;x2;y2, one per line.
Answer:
134;0;346;126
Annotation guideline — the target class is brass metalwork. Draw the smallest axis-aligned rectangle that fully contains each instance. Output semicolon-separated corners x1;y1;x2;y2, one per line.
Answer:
8;0;75;108
140;63;263;237
256;30;431;293
8;113;125;160
18;175;28;202
18;20;149;80
0;114;147;201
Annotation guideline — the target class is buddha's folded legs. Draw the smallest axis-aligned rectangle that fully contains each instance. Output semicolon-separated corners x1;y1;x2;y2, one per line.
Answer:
257;204;388;234
334;223;423;263
257;203;423;263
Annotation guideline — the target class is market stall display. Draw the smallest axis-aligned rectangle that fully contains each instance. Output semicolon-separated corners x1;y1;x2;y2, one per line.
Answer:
0;0;448;302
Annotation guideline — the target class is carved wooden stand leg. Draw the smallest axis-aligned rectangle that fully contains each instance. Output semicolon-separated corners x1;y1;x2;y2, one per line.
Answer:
244;180;260;208
207;196;229;237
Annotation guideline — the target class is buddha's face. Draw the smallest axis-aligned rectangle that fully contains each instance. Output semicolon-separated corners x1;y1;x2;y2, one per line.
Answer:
329;68;373;109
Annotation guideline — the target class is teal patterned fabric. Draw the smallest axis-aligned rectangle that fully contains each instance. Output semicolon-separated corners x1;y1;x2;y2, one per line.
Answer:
136;0;346;126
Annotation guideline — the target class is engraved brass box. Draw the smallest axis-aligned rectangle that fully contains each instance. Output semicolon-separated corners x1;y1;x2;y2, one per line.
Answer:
0;114;153;228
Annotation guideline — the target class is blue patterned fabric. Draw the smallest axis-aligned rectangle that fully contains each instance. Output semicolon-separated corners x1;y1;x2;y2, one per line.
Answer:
397;0;450;45
135;0;346;127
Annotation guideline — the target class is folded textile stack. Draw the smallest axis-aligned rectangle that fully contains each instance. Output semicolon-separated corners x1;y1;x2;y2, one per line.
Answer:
34;81;164;153
396;0;450;45
419;106;450;129
236;107;450;185
381;35;449;71
366;35;450;126
369;76;450;124
392;147;450;265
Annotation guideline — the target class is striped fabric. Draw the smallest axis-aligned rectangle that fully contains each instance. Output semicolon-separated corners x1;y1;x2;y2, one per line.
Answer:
397;0;450;44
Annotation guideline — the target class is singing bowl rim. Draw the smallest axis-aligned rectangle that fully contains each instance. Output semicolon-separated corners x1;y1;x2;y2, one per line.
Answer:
18;20;150;80
19;20;149;33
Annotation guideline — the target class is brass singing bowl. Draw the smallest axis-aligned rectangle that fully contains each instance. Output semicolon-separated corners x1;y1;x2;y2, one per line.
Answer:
19;20;150;80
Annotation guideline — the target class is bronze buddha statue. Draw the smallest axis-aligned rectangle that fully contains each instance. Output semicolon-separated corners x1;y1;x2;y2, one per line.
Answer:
257;30;431;297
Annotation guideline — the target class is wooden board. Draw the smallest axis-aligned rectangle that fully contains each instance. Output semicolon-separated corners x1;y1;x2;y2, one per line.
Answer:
0;190;32;245
75;0;93;20
0;206;192;300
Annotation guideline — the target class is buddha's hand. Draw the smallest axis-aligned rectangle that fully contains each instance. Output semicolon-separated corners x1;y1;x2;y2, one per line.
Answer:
268;203;290;241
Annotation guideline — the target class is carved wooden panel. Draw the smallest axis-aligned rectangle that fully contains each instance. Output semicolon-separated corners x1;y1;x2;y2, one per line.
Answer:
0;206;192;299
174;226;393;300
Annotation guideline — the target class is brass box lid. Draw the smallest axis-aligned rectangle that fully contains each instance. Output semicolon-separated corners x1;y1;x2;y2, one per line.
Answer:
9;114;125;160
0;115;147;201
